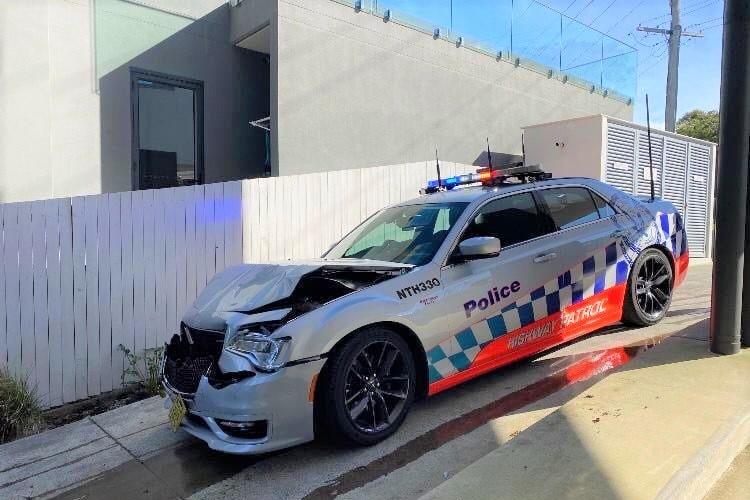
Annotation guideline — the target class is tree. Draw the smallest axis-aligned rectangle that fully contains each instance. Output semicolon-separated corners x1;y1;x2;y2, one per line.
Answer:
676;110;719;143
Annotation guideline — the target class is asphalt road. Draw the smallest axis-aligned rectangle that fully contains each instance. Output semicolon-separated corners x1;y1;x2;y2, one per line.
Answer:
54;263;713;500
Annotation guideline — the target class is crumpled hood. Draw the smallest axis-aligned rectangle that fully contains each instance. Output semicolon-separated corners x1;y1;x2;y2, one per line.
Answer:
182;259;410;331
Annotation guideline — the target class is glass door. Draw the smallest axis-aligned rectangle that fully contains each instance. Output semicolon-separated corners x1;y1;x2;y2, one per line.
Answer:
131;69;204;190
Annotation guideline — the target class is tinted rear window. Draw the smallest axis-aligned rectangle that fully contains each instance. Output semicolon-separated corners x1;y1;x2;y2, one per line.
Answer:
539;187;601;230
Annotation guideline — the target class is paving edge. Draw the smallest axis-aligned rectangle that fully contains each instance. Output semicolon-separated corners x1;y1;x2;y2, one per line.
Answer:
657;403;750;500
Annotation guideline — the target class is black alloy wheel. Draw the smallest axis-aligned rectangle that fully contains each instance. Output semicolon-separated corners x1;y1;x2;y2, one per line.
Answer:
622;247;674;326
344;340;411;434
315;326;416;446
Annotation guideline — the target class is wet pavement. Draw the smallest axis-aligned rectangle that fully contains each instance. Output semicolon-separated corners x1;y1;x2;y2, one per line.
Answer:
29;263;714;500
53;440;263;500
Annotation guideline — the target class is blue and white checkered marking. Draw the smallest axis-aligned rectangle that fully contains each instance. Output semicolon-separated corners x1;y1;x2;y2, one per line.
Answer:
657;212;688;257
426;211;686;384
427;242;628;383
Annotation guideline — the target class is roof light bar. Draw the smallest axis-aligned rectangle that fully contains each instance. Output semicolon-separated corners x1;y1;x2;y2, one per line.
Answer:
421;164;550;194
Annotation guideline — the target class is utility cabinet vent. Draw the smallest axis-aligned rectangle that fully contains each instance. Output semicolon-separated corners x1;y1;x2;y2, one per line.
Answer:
605;125;636;193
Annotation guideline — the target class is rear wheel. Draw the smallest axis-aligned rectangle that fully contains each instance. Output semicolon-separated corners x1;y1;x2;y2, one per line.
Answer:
622;247;674;326
315;326;416;446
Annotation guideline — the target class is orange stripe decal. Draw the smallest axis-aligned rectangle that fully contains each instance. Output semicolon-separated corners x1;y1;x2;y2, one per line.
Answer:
428;285;626;396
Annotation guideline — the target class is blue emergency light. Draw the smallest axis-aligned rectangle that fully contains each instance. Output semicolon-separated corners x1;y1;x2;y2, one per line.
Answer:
421;164;550;194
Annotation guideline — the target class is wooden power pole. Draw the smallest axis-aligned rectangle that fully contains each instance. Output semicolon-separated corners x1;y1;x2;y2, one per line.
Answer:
638;0;703;132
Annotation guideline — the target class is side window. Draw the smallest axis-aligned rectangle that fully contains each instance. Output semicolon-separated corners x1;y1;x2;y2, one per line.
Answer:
461;192;547;248
590;191;617;218
539;187;602;230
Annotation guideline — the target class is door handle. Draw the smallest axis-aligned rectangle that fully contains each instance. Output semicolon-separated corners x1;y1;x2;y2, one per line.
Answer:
533;252;557;263
610;229;627;239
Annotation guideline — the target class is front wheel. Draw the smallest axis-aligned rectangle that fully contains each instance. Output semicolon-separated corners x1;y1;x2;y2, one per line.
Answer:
622;247;674;326
315;326;416;446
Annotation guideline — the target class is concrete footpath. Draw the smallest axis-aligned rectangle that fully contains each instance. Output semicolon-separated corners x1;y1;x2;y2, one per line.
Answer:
419;322;750;499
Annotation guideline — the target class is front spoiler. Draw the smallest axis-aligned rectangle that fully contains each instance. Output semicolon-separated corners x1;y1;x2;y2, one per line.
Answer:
162;356;326;455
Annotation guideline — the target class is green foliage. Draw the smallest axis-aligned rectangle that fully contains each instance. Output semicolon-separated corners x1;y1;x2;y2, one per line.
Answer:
676;109;719;143
118;344;165;397
0;368;44;444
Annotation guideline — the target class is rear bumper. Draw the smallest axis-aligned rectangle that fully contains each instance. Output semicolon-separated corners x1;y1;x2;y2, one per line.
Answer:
163;357;325;455
674;250;689;288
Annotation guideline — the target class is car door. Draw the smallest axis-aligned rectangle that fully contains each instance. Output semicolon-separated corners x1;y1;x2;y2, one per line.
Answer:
533;185;626;343
430;191;562;384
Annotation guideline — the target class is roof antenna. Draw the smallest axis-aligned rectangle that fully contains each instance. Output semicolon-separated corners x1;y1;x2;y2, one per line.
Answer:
435;149;442;189
486;137;493;174
646;94;656;201
522;133;526;166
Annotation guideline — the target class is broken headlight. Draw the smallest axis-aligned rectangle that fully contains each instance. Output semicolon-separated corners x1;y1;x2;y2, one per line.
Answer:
226;327;291;372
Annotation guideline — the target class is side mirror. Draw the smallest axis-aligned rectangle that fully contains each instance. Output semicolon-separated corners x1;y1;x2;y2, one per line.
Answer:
457;236;501;261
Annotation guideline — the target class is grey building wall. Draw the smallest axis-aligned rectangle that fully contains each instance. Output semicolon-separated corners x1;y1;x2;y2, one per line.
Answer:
1;0;636;203
99;2;270;193
0;0;271;203
230;0;276;43
274;0;633;176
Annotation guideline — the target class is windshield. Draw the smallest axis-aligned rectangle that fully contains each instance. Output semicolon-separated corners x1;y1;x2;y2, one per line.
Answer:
325;202;469;266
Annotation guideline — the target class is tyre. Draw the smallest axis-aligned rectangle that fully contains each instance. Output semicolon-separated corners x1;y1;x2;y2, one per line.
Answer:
622;247;674;326
315;326;416;446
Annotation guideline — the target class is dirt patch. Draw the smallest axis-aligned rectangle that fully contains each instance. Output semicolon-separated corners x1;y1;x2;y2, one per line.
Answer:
43;386;153;429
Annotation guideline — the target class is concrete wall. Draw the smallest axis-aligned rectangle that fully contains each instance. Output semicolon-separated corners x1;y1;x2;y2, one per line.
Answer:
0;0;100;203
0;0;270;203
274;0;633;176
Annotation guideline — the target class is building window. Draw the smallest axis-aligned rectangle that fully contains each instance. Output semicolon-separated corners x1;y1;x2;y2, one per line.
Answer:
131;69;204;190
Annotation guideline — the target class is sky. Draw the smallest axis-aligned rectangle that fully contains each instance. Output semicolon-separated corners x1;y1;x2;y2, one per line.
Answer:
540;0;724;129
378;0;725;130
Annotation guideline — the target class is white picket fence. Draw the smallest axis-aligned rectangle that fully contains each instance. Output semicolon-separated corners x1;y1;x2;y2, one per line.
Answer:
0;161;473;407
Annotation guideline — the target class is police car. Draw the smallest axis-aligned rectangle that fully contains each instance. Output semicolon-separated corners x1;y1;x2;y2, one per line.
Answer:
161;165;689;454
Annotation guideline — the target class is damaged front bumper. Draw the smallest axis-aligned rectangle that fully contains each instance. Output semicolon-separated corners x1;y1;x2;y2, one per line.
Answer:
161;345;325;455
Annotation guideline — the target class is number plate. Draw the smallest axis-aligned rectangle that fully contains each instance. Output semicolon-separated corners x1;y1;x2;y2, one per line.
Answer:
168;394;187;432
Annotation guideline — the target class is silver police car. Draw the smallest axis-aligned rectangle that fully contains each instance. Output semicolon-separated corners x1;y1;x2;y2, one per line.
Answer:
162;166;688;454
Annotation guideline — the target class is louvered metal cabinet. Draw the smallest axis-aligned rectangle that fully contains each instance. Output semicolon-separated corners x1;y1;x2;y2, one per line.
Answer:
685;143;712;258
605;123;637;194
605;121;714;258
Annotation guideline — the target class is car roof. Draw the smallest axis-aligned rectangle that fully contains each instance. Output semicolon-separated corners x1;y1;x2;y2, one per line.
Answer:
398;177;600;206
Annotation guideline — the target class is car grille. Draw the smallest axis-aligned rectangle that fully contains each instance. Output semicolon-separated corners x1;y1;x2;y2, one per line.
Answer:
164;355;213;394
185;326;225;359
163;325;225;395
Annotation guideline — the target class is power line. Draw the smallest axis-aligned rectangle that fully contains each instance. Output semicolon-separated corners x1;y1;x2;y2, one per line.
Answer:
587;0;618;27
602;0;649;34
559;0;644;70
562;0;580;14
603;33;692;82
637;0;718;25
685;16;723;28
623;52;669;86
571;0;597;20
682;0;721;17
629;31;667;49
557;0;617;61
560;2;631;70
702;20;729;31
